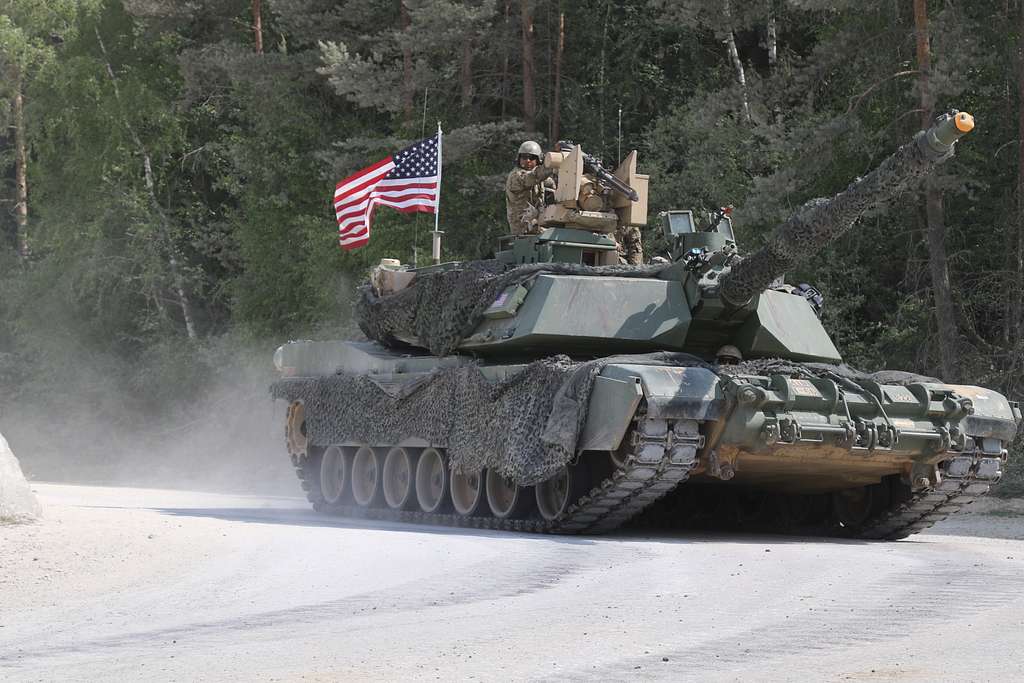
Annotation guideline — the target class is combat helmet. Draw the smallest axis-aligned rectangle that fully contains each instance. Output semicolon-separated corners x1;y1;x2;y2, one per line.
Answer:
517;140;543;160
715;344;743;365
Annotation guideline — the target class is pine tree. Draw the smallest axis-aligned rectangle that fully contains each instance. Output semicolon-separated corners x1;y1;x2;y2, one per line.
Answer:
0;0;102;259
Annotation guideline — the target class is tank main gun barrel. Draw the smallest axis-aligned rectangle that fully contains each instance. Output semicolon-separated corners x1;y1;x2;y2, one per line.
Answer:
718;111;975;307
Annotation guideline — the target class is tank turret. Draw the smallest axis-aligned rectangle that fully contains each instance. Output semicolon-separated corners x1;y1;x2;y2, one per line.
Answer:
717;111;974;307
354;113;975;362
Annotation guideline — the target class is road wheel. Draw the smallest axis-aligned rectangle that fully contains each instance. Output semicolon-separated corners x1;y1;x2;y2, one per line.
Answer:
351;446;382;507
415;448;449;513
451;468;485;516
382;447;416;510
319;445;349;505
535;465;587;521
486;469;533;519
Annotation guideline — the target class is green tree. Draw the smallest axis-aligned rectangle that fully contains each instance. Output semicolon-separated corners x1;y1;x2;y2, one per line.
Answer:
0;0;101;258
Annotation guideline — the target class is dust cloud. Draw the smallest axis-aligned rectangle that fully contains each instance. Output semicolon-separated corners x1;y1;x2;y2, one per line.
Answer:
0;346;301;498
0;268;366;501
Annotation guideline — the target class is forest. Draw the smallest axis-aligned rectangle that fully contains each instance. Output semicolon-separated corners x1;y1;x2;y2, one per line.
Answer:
0;0;1021;492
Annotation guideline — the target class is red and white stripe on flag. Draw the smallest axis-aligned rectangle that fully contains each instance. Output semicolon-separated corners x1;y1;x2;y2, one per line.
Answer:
333;135;440;250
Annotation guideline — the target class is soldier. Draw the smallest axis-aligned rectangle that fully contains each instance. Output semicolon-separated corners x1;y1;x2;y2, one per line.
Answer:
715;345;743;365
505;141;555;235
616;224;643;265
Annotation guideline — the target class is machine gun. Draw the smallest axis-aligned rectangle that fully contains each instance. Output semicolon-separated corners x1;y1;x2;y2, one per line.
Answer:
557;140;639;201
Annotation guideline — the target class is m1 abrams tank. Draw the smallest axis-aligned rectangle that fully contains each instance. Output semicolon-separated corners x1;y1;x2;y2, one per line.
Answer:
272;111;1020;538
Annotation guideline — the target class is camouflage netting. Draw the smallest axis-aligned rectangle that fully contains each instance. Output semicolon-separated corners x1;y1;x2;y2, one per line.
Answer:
271;352;712;485
720;125;959;307
270;349;942;485
724;358;939;387
0;431;41;523
356;260;671;356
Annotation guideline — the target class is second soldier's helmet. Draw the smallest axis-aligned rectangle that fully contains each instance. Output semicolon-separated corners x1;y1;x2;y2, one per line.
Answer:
517;140;543;160
715;344;743;364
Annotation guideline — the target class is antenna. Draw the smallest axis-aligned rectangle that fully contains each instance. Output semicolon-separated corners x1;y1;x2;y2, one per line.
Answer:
413;87;429;266
431;122;444;265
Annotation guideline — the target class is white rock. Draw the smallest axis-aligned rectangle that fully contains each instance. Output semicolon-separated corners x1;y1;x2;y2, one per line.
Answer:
0;430;41;522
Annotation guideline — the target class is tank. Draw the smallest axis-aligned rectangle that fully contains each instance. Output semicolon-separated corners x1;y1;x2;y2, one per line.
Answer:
272;111;1021;538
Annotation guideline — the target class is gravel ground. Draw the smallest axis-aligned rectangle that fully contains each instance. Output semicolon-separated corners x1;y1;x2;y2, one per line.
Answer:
1;483;1022;682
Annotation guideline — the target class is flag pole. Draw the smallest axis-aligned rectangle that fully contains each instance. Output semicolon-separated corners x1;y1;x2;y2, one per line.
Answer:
431;122;443;265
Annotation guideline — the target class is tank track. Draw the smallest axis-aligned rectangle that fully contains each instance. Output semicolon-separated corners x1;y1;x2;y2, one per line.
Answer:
293;417;703;534
632;442;1004;540
293;419;1003;540
851;448;1003;540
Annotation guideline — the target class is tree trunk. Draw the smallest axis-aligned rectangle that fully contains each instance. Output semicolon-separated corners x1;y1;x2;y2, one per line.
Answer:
549;10;564;143
913;0;933;129
95;27;197;341
1011;0;1024;344
598;1;611;152
913;0;958;379
766;3;781;123
500;0;511;118
924;184;958;378
12;73;28;260
723;2;750;124
520;0;536;132
460;39;474;110
150;286;170;327
400;1;414;125
252;0;264;54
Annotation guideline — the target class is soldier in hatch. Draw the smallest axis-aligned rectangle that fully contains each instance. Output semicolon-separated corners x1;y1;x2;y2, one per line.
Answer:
505;140;556;235
715;344;743;365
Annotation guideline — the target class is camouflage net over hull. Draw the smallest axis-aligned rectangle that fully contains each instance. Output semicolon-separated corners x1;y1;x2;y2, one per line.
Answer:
271;351;711;485
719;127;958;307
356;260;671;356
724;358;939;387
271;349;943;486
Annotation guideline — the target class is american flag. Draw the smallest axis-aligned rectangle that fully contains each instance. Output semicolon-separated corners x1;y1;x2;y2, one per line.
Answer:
333;133;441;250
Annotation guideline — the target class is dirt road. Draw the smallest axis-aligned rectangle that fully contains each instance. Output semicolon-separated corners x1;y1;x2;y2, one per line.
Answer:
2;483;1023;682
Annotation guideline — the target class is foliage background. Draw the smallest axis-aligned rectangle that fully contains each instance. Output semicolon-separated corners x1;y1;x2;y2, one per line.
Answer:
0;0;1020;494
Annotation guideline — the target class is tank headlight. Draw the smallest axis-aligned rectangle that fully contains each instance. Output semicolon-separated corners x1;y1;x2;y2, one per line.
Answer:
273;345;285;372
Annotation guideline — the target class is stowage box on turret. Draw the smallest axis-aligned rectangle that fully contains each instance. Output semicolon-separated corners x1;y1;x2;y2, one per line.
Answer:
272;111;1021;538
